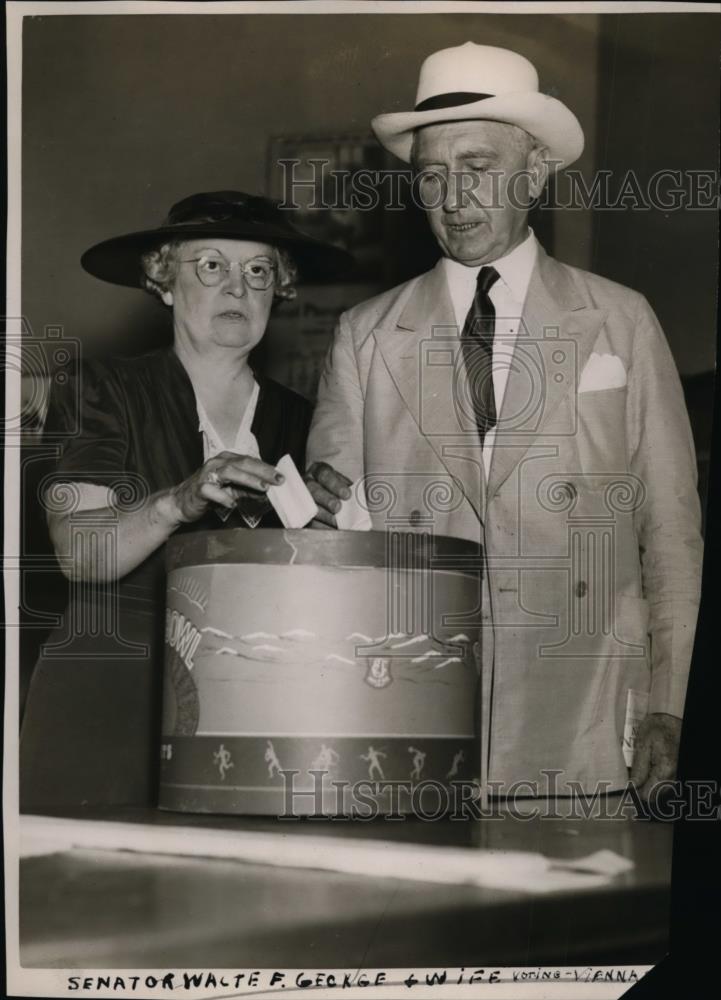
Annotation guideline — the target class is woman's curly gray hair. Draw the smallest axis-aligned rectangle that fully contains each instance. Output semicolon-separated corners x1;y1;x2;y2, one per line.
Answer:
141;240;298;304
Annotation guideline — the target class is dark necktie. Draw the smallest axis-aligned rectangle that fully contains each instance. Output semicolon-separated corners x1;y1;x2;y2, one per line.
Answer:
460;265;500;446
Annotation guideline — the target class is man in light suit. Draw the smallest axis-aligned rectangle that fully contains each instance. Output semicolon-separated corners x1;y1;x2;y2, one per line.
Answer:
306;43;703;797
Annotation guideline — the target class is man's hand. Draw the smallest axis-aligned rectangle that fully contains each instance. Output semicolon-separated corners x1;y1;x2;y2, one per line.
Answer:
630;712;682;800
305;462;352;528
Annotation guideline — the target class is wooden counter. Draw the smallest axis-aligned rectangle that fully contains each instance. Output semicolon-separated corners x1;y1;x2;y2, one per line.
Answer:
18;806;672;969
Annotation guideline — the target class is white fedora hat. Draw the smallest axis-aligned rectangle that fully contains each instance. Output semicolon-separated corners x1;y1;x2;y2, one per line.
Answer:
372;42;584;170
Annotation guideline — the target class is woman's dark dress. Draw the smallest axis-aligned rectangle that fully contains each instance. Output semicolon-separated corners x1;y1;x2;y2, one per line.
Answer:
20;348;312;811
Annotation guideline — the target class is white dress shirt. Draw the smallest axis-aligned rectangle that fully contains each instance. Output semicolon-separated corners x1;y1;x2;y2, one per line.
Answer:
440;229;538;478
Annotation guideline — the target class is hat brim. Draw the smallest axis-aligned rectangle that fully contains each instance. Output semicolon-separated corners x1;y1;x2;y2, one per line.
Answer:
81;219;354;288
372;92;584;169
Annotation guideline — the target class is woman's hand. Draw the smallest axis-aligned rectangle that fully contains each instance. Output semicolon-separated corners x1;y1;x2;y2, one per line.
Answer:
48;455;284;584
167;451;284;524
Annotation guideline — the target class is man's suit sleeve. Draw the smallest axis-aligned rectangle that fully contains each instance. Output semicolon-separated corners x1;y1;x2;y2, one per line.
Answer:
306;310;366;483
627;295;703;718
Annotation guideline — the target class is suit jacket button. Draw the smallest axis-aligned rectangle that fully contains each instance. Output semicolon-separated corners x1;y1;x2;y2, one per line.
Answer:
575;580;588;597
409;509;423;526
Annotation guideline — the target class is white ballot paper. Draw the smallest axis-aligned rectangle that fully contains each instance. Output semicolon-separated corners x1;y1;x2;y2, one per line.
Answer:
267;454;318;528
336;476;373;531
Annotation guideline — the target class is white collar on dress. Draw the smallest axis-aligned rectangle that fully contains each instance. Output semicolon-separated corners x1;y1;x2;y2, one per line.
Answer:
195;378;260;455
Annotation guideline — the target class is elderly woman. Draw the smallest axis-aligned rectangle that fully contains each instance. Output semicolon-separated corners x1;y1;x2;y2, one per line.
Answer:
20;191;349;811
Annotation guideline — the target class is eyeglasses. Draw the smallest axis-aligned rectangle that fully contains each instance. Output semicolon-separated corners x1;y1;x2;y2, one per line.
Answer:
179;253;277;290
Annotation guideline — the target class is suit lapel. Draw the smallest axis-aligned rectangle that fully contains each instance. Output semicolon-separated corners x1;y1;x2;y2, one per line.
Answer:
373;264;486;522
371;250;607;518
487;248;606;497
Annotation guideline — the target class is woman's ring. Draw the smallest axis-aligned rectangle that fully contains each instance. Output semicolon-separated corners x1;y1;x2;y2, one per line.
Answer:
206;470;222;487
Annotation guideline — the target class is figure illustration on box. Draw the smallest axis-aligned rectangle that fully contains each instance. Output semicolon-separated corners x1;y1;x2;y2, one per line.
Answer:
311;743;341;773
360;745;387;781
446;749;466;780
265;740;283;779
213;744;234;781
408;746;427;783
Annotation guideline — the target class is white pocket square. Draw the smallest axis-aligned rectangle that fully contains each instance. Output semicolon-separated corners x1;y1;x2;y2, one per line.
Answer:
578;352;627;393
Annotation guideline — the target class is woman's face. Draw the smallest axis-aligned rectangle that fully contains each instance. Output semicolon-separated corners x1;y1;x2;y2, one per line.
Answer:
164;239;276;354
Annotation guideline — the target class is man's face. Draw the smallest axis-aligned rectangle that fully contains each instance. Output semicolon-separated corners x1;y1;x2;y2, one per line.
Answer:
414;120;546;265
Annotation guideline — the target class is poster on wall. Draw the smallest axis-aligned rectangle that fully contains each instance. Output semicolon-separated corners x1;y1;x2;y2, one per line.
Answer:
262;281;379;400
265;134;397;396
268;134;394;283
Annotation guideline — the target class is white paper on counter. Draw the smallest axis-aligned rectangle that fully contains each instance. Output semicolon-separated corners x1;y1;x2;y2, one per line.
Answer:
19;815;633;895
336;476;372;531
550;848;635;878
267;454;318;528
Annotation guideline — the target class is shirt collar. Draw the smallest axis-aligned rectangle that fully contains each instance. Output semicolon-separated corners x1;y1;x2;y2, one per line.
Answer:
440;228;538;306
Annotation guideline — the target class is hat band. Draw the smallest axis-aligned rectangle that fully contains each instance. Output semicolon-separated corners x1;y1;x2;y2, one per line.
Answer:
166;212;233;226
164;197;281;228
414;91;493;112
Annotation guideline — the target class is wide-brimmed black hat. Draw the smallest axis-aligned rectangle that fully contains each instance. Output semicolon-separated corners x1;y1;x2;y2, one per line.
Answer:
80;190;353;287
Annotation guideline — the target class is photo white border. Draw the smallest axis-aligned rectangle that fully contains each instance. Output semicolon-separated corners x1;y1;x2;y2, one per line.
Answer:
4;2;719;997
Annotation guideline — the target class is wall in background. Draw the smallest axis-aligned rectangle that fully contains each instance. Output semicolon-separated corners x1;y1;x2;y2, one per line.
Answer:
22;12;601;359
592;13;719;376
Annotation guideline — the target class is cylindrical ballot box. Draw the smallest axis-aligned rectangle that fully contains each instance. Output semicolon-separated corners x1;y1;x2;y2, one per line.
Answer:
160;529;482;816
